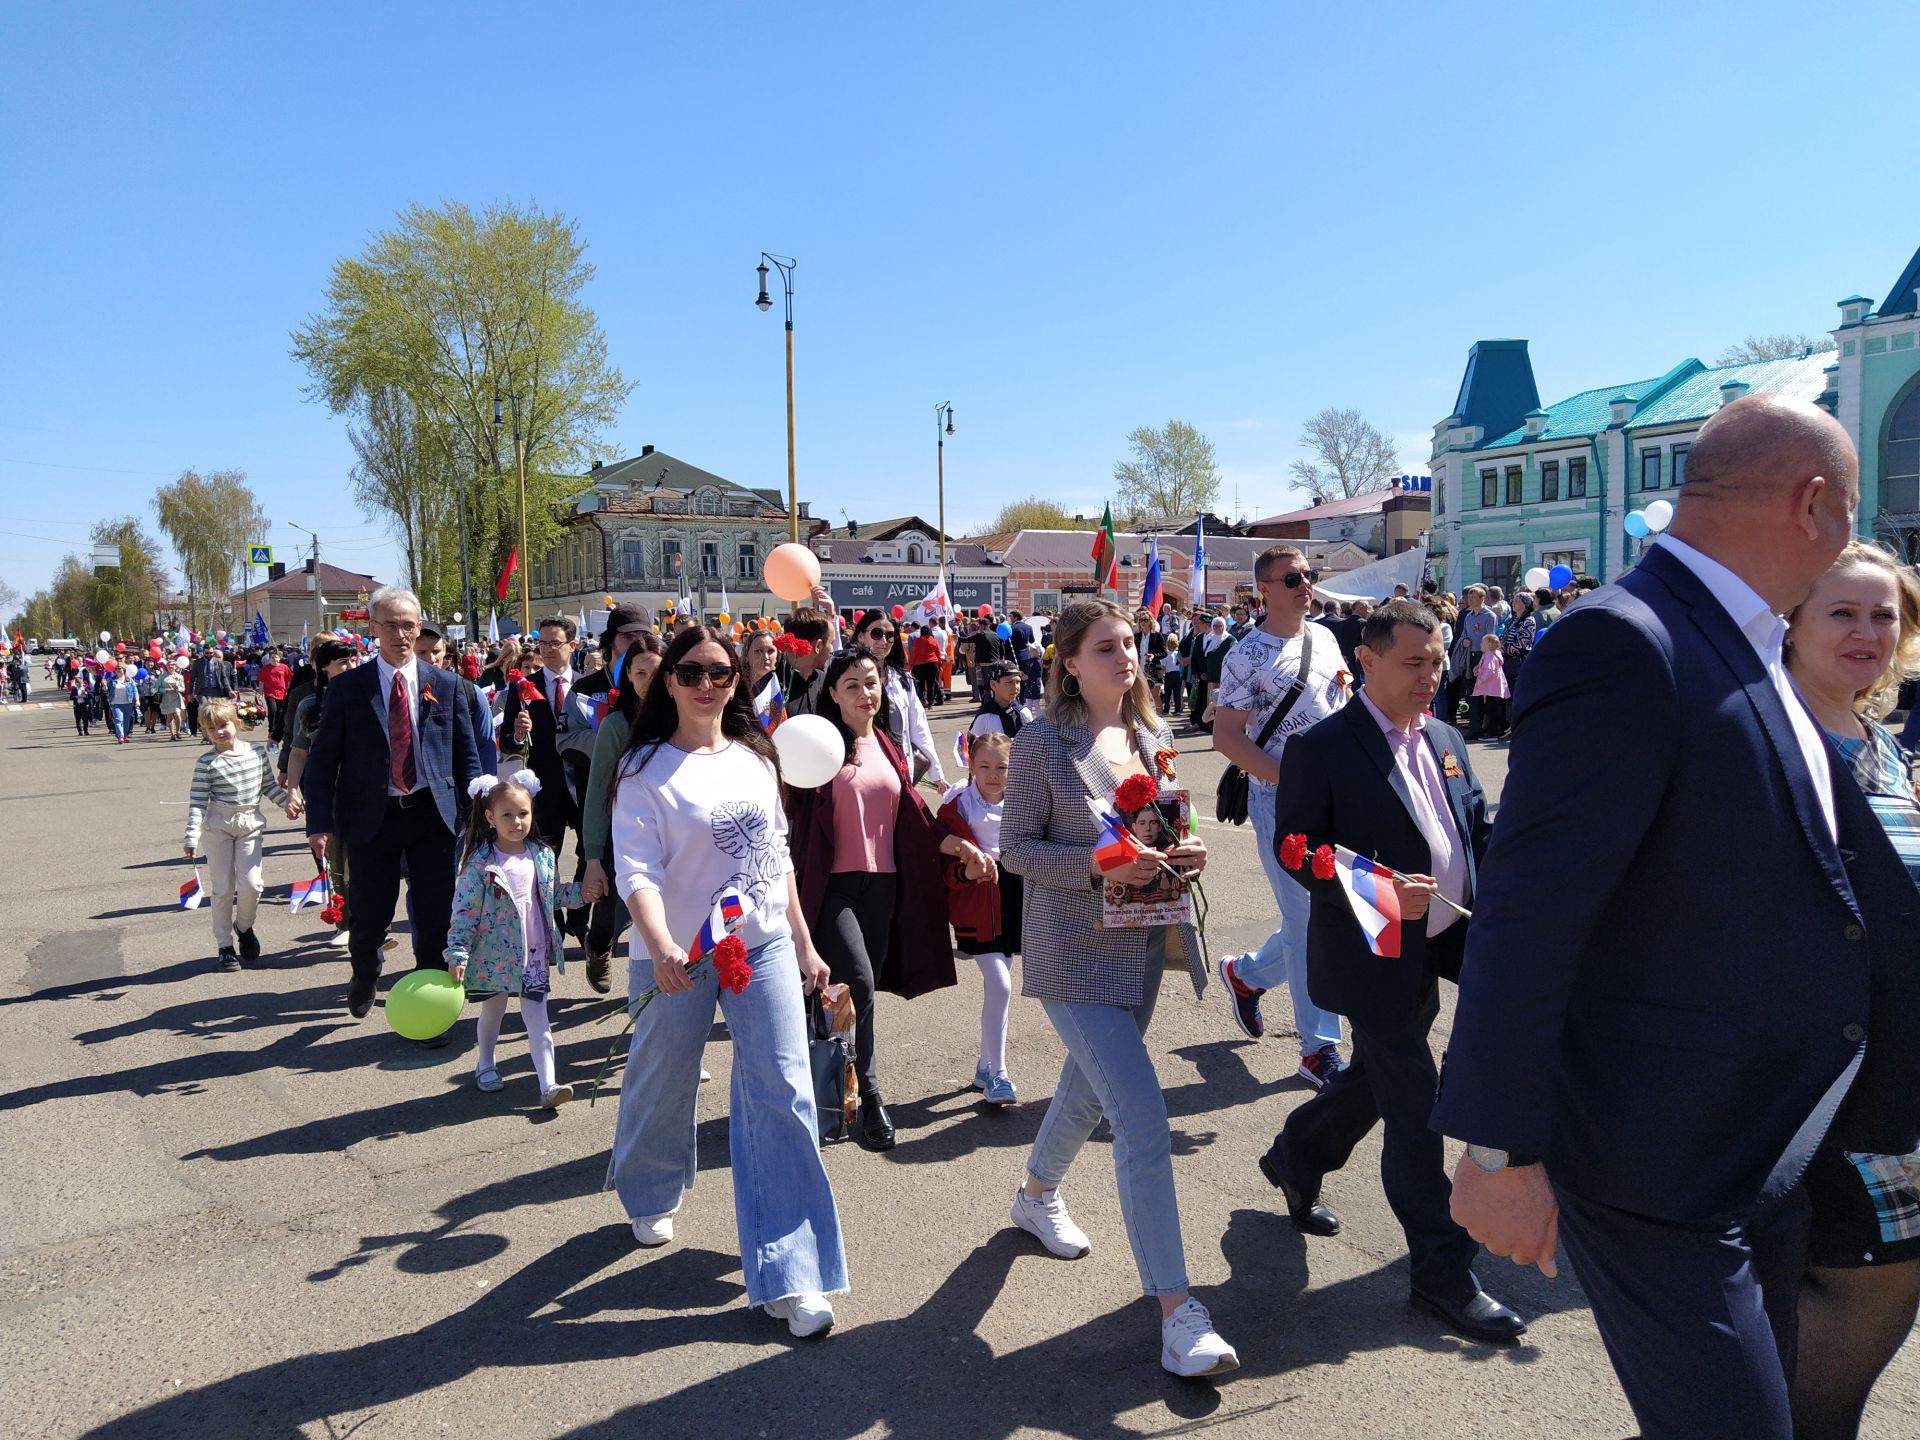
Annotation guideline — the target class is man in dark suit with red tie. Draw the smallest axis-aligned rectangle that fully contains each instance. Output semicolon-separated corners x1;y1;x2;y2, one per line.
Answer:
302;586;483;1020
1260;597;1523;1344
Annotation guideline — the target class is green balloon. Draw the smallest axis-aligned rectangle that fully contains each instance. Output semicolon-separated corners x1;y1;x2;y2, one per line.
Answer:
385;969;466;1040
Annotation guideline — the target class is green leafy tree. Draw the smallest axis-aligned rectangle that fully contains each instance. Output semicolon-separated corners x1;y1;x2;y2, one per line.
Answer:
49;556;94;639
18;591;60;640
290;200;630;607
1715;333;1836;365
981;497;1080;533
153;468;269;631
1113;420;1221;525
348;387;463;612
86;518;166;640
1289;407;1402;502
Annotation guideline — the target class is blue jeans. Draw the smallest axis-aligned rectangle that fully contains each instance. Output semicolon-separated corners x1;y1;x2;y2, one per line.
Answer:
111;702;136;739
1236;779;1343;1055
605;929;848;1305
1028;951;1190;1296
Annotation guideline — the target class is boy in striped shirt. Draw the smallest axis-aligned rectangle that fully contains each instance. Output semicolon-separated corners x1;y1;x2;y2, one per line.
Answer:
184;699;301;971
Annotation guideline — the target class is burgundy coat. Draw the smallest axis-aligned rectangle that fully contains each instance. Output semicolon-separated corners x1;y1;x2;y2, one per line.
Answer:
787;727;956;999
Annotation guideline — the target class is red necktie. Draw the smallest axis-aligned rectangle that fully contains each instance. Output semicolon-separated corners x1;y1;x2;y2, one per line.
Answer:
389;670;416;792
551;672;567;728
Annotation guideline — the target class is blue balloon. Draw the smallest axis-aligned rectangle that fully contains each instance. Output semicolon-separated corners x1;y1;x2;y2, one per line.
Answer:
1547;564;1574;590
134;667;149;681
1623;511;1651;538
995;623;1012;639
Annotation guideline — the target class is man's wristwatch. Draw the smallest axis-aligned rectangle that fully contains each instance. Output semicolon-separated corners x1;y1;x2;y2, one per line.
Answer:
1465;1144;1540;1173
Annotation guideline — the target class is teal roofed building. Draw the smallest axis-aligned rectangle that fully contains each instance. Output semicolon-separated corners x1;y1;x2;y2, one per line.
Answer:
1427;238;1920;590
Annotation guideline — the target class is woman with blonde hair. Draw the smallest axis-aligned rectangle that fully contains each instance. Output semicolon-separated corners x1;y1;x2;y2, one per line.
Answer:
1782;538;1920;1439
999;598;1237;1378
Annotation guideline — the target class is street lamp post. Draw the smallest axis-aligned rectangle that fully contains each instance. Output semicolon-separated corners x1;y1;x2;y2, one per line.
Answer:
494;393;532;636
455;466;476;639
934;402;954;570
755;253;799;543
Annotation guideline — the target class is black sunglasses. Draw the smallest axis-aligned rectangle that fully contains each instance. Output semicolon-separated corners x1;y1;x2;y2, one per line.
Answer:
670;662;738;688
1276;569;1322;589
863;627;896;641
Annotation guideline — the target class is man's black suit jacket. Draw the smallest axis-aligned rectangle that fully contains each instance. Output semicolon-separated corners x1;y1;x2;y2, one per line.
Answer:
1430;544;1920;1226
1274;698;1490;1026
302;659;481;845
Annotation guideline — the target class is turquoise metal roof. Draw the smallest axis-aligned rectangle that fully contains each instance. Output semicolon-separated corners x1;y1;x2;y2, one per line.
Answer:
1478;376;1661;449
1622;354;1833;428
1451;340;1542;444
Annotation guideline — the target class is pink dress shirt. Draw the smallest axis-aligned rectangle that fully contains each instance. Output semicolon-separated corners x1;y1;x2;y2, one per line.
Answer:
1356;688;1468;937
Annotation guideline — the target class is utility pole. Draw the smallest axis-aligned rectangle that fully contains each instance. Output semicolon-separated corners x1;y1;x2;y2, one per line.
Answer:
456;467;476;636
934;402;954;571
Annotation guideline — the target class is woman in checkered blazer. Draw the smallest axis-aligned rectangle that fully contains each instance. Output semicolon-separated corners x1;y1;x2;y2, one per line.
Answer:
999;599;1238;1379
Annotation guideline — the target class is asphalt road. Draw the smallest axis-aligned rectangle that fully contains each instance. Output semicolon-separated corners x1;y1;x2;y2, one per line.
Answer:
2;695;1914;1439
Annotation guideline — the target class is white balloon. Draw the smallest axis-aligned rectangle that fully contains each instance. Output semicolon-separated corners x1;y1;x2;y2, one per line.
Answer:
1524;567;1551;592
1644;498;1675;533
771;713;847;789
94;648;110;663
99;630;112;644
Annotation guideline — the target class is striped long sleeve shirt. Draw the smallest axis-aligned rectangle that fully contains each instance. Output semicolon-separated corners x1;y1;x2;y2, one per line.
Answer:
185;742;287;848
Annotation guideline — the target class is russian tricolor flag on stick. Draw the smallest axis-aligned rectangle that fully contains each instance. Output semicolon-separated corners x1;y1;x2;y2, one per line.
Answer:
179;871;204;910
1334;846;1402;958
952;728;973;771
686;888;751;965
289;872;329;912
1087;800;1143;873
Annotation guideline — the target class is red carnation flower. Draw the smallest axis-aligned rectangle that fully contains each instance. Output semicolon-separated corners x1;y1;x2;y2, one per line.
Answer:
319;901;344;926
505;668;523;683
1114;774;1160;814
517;678;541;703
1279;833;1309;872
773;633;812;657
712;934;752;994
1311;844;1337;881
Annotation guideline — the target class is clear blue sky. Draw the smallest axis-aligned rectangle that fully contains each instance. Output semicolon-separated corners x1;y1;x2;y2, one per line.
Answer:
4;1;1915;605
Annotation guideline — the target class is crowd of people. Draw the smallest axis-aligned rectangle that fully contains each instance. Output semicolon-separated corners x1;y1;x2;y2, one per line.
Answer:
46;390;1915;1426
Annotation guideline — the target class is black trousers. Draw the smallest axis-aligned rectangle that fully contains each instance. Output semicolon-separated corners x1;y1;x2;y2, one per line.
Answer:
817;871;896;1097
266;696;286;742
346;796;457;993
1270;969;1478;1302
1556;1182;1801;1439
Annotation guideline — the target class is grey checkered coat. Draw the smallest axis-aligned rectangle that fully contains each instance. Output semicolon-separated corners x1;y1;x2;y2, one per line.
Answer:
1002;714;1207;1008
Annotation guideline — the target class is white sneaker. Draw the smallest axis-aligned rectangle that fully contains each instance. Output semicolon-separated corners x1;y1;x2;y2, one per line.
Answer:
763;1292;835;1337
1161;1298;1239;1377
541;1084;574;1110
630;1212;674;1247
1010;1186;1091;1259
328;928;351;949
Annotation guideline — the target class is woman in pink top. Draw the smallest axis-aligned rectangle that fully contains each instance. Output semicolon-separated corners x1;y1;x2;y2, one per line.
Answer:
787;648;954;1150
1470;633;1510;737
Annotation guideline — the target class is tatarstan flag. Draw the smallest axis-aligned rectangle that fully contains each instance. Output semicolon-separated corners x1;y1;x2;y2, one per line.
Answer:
1091;502;1118;591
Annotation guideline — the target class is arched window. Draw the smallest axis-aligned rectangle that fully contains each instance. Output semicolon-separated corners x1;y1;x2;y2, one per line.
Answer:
1884;381;1920;516
698;488;722;515
907;543;923;563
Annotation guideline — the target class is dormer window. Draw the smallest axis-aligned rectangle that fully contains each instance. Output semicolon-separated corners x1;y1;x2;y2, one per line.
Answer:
697;488;723;515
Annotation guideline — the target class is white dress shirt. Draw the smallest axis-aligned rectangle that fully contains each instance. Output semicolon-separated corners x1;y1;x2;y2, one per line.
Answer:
374;653;422;795
1658;535;1836;842
1357;688;1469;936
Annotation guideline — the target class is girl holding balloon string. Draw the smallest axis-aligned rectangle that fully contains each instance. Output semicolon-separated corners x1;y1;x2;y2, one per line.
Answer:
445;770;584;1109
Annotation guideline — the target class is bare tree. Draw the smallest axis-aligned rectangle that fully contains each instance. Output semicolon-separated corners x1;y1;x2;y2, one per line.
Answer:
1289;408;1402;502
1113;420;1221;525
1715;333;1836;365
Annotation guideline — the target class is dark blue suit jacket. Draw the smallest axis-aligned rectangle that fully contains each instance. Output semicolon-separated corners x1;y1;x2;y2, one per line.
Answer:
302;659;482;845
1431;544;1919;1225
1275;699;1491;1025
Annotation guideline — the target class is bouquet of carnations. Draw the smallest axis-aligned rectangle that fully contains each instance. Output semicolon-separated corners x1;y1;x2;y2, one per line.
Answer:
590;889;755;1104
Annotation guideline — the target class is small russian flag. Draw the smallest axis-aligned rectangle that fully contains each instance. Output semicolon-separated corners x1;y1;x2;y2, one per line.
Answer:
1334;846;1402;958
179;871;204;910
952;728;972;771
1087;800;1143;874
687;887;751;964
289;872;329;912
756;679;786;733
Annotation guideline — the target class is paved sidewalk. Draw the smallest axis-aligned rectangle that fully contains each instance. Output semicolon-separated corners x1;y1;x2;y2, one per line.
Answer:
1;704;1912;1438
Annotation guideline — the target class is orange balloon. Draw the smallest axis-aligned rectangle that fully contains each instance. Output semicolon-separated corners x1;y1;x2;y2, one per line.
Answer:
763;543;821;603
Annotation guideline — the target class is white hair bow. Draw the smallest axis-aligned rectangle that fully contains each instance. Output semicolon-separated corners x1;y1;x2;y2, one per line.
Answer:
466;768;543;801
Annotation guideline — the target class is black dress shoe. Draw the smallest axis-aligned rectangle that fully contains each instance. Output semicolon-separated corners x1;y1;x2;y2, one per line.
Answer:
346;981;374;1019
1257;1147;1341;1236
1411;1287;1527;1344
585;945;612;995
857;1095;896;1151
236;927;261;964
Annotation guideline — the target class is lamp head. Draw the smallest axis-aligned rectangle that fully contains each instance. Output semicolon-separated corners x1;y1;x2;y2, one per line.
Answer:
755;262;772;312
945;406;955;435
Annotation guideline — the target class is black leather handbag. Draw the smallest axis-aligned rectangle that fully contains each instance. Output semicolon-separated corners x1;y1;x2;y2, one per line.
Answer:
1214;625;1314;826
807;988;856;1144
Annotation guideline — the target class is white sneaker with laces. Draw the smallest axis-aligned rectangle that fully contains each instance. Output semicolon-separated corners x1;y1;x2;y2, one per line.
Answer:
1011;1185;1091;1258
1161;1298;1239;1377
763;1292;835;1337
630;1212;674;1247
328;928;351;949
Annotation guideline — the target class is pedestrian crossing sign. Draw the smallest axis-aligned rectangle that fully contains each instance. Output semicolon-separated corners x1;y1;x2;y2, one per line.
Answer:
248;545;273;566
